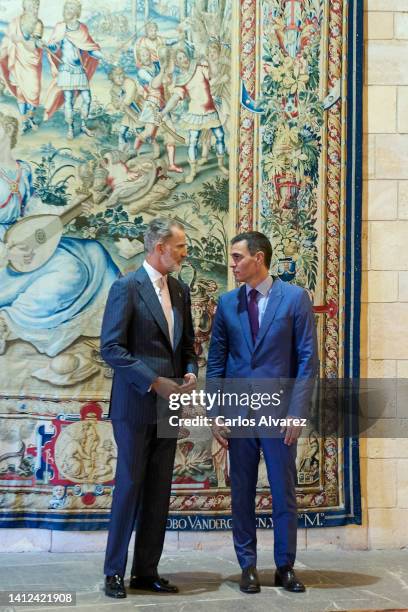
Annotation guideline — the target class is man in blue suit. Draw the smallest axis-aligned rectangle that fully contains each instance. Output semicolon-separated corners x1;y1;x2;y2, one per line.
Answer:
207;231;318;594
101;218;198;598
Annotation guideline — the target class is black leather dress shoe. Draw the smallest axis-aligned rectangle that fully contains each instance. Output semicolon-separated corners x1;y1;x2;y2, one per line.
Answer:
129;575;179;593
239;566;261;594
275;565;306;592
105;574;126;598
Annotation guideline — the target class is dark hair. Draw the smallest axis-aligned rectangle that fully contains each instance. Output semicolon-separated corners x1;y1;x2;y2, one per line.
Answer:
231;231;272;268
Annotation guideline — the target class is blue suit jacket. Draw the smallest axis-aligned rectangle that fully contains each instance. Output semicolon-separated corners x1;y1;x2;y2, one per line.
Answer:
206;277;318;418
101;266;198;424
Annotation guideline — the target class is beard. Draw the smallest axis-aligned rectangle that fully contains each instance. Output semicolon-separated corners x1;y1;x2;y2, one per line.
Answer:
168;260;182;273
163;254;183;273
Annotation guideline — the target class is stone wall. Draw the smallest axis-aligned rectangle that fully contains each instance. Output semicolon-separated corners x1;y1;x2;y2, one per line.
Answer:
360;0;408;549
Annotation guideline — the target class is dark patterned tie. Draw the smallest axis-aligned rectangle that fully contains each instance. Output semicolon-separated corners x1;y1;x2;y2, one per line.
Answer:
248;288;259;343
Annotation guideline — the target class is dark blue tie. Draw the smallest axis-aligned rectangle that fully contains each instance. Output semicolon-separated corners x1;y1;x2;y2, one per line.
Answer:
248;288;259;343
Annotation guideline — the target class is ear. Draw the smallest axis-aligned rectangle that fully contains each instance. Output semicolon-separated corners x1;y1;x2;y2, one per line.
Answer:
155;241;165;255
255;251;265;266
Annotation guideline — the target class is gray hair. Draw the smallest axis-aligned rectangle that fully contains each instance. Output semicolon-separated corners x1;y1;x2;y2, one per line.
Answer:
144;218;184;254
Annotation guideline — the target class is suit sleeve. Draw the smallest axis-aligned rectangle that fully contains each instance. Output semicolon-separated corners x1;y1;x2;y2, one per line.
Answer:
288;289;319;418
100;278;158;394
181;284;199;376
206;296;229;379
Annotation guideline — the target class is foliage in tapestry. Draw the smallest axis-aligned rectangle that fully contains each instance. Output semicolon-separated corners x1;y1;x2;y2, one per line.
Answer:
260;0;324;290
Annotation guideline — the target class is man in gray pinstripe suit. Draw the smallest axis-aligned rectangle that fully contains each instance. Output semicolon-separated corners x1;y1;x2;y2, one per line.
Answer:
101;218;198;598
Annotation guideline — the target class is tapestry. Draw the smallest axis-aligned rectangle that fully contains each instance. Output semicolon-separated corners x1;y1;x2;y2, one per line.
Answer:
0;0;362;529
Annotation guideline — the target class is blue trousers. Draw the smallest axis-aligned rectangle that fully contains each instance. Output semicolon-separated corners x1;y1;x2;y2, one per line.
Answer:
229;436;298;569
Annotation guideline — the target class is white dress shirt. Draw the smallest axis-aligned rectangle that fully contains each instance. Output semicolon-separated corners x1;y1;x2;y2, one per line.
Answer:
143;260;174;341
142;260;196;386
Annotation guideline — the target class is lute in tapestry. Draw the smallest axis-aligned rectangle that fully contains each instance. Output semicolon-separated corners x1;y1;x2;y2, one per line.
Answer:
5;194;91;273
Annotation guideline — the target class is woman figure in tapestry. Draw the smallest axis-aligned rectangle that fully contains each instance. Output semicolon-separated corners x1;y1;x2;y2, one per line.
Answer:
0;112;119;357
0;0;44;133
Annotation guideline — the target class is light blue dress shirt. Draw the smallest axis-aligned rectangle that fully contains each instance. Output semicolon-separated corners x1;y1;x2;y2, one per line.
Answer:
245;275;273;326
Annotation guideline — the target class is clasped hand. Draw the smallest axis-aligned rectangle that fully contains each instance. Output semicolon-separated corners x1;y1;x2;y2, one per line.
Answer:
151;373;196;400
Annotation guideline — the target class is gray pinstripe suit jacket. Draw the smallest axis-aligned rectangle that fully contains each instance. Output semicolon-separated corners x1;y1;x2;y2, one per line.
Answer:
101;265;198;424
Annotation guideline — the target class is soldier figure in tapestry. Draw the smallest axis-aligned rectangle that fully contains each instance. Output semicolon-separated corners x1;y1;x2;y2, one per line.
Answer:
42;0;109;139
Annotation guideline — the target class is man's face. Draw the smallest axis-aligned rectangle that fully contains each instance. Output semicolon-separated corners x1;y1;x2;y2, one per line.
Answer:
64;2;78;21
146;23;158;40
113;71;125;85
176;51;190;71
208;44;220;61
230;240;262;284
159;227;187;273
23;13;38;32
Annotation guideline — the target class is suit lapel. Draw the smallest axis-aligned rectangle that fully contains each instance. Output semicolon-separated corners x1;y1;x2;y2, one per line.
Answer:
254;277;284;351
237;285;253;354
133;266;172;348
168;275;184;349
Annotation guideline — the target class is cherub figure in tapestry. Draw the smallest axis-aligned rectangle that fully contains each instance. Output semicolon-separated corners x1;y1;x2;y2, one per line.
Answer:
0;0;44;133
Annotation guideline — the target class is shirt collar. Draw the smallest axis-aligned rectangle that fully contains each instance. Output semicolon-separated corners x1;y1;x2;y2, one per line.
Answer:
143;260;165;285
246;275;273;298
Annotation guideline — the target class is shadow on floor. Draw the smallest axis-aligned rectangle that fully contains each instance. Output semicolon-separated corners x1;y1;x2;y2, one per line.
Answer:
226;569;380;589
128;571;224;595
